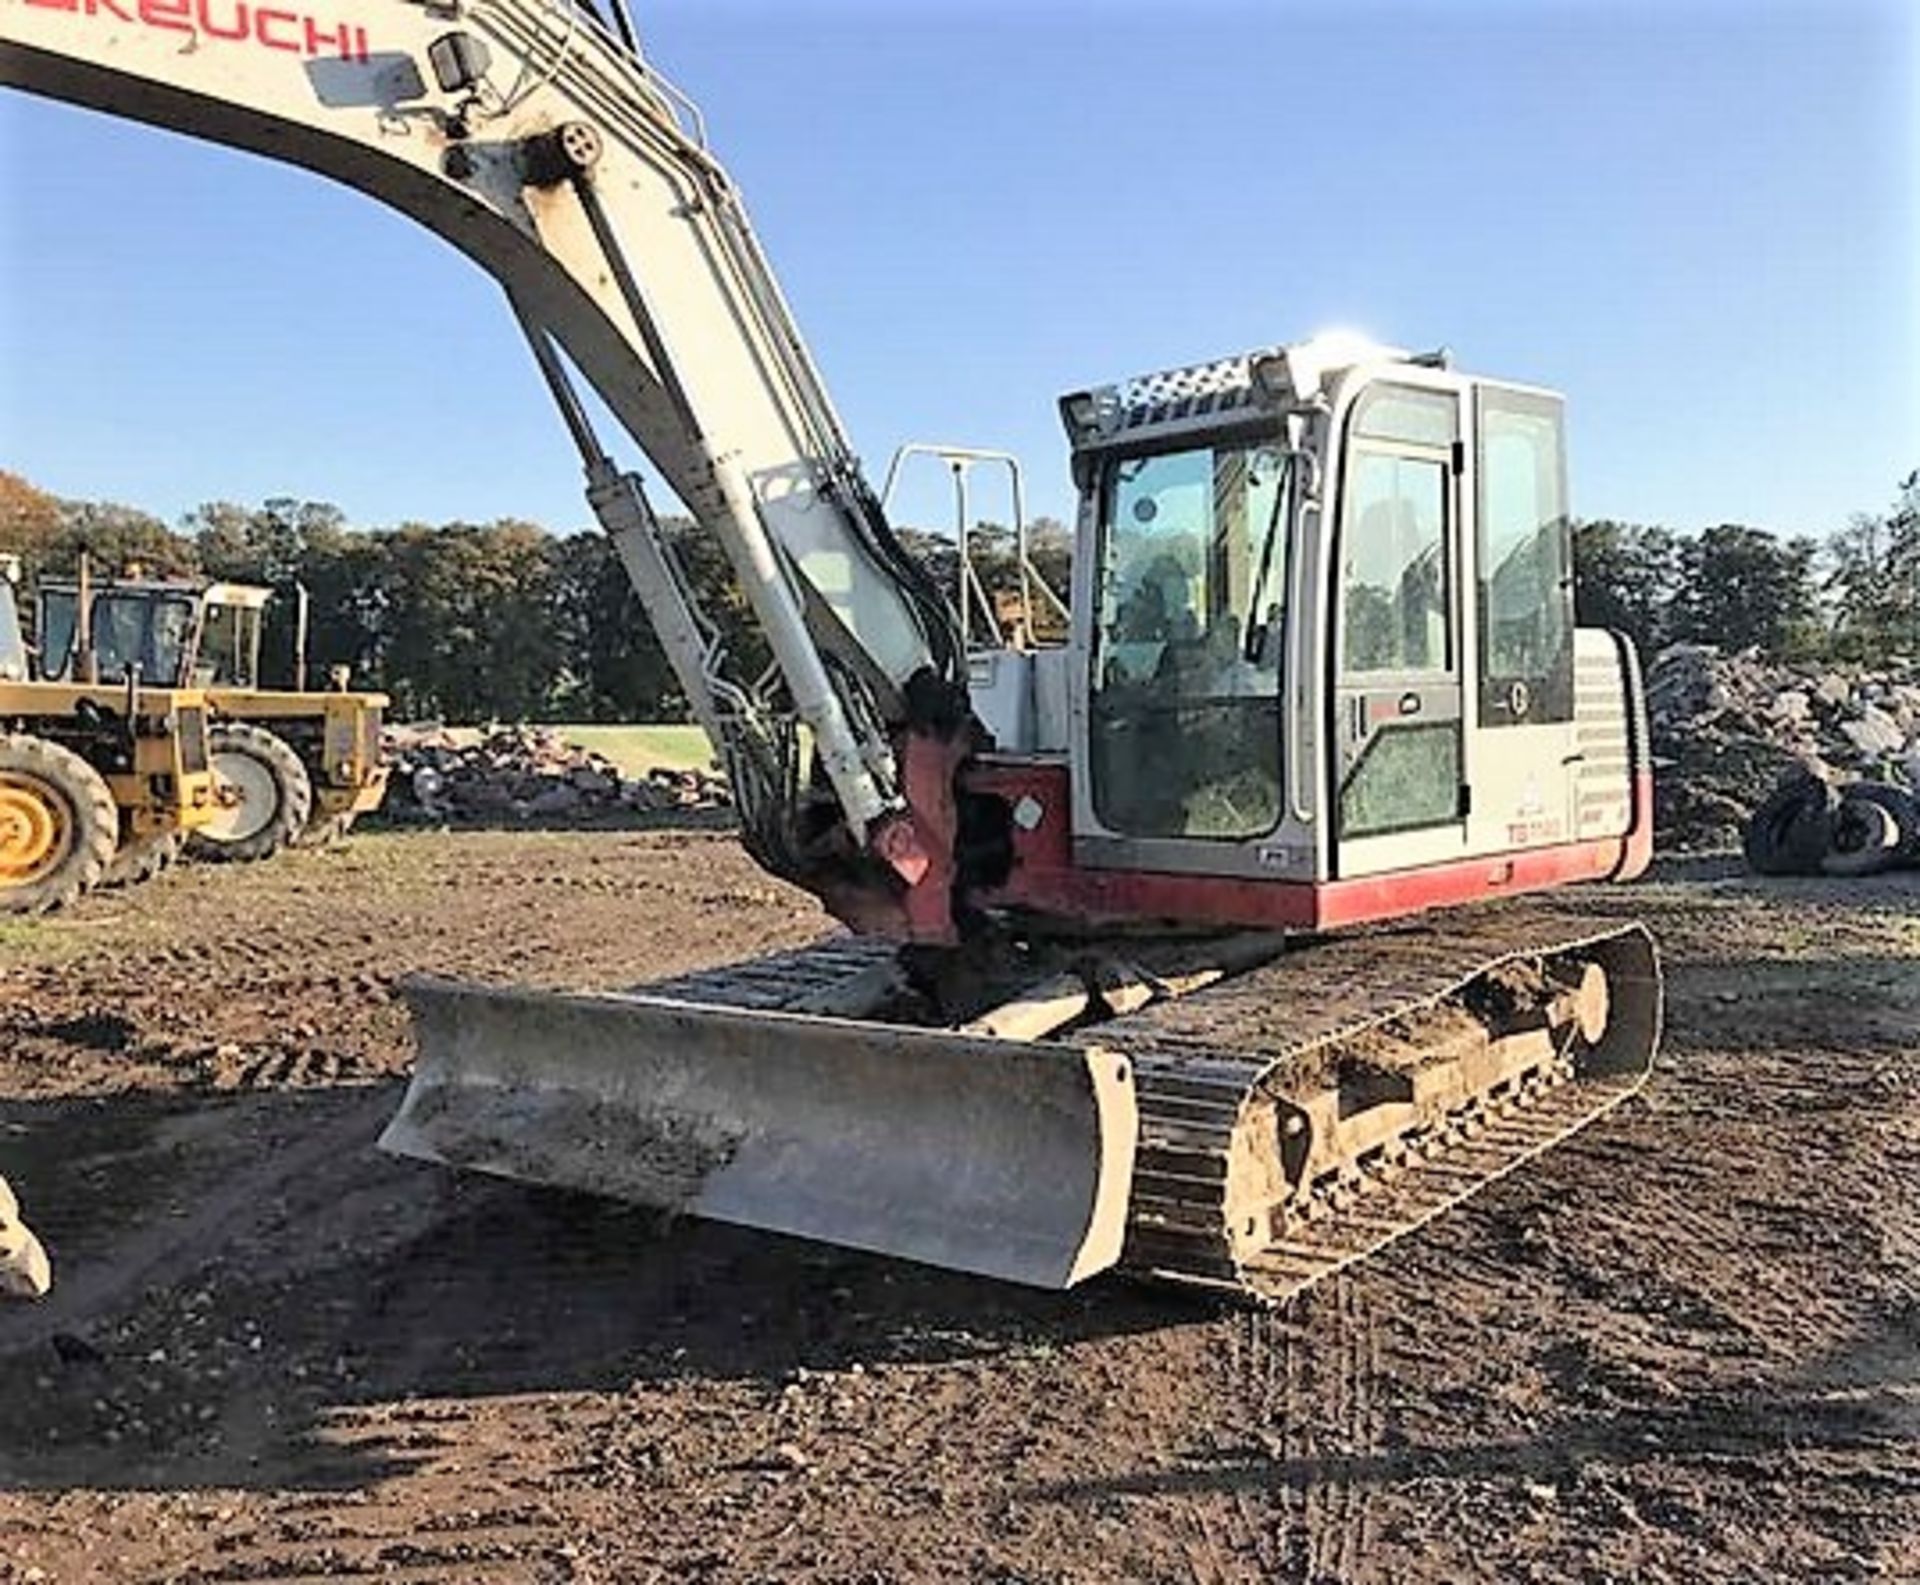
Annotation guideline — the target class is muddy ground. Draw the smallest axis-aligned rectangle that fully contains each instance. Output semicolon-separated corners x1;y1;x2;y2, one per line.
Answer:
0;829;1915;1584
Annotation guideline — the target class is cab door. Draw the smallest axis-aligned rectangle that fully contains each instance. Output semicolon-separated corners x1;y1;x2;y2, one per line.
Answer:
1463;385;1580;855
1329;382;1470;878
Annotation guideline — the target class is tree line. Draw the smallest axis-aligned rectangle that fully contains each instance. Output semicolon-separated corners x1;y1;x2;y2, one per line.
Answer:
2;466;1912;723
0;469;1071;722
1573;471;1919;663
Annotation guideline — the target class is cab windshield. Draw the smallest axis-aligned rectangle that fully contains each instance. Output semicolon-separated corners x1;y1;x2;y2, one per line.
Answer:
38;590;196;685
1089;437;1291;839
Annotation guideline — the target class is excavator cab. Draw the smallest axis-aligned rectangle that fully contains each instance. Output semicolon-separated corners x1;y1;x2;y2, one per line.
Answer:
959;338;1650;935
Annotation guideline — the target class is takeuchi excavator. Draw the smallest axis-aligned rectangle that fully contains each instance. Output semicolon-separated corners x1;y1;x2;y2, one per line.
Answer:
1;0;1661;1300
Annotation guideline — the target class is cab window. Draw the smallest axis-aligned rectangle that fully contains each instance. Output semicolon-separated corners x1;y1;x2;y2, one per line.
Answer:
1476;389;1573;724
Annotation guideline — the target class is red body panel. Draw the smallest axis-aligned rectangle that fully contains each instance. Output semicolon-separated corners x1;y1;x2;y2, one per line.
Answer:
961;759;1653;934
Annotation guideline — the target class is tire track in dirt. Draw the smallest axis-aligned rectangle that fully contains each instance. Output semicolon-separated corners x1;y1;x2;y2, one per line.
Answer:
1210;1277;1380;1585
160;1393;603;1583
1248;1307;1295;1583
1593;1048;1898;1362
1302;1278;1374;1585
0;1089;395;1359
178;1498;563;1583
1221;1305;1292;1583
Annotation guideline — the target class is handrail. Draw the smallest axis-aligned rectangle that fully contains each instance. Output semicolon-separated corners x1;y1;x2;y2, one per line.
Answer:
880;443;1070;650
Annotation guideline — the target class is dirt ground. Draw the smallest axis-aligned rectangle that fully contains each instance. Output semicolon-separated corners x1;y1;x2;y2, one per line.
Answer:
1;829;1915;1584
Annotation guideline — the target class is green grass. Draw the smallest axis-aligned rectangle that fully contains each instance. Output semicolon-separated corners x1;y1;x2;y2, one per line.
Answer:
542;724;716;777
0;916;88;964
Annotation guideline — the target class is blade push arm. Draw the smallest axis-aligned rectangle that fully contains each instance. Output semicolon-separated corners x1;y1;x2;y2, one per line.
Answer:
0;0;970;930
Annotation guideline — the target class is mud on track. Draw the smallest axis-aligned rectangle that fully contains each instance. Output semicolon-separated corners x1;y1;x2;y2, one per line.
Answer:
1;832;1916;1583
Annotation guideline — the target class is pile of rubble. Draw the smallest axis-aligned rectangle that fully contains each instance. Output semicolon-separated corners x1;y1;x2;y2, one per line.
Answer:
382;724;730;824
1646;644;1920;851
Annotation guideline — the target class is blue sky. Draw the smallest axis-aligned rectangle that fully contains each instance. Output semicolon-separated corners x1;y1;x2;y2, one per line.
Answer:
1;0;1914;541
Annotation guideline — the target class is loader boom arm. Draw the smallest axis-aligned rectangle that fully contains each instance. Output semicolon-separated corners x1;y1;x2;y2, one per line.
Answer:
0;0;969;928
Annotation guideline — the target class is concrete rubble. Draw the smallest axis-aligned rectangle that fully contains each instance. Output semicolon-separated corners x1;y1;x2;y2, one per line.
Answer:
1646;644;1920;851
373;648;1920;851
382;724;731;824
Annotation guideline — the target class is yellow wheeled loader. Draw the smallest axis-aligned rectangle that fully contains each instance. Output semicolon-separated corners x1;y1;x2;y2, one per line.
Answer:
0;557;218;912
35;572;388;861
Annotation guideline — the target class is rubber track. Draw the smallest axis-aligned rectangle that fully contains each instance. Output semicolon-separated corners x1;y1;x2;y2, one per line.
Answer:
1101;904;1658;1302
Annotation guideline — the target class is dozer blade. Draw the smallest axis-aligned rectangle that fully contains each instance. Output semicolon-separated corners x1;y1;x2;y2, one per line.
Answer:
382;977;1139;1290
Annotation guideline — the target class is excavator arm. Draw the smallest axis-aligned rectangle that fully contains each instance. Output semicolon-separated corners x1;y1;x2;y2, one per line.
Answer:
0;0;971;934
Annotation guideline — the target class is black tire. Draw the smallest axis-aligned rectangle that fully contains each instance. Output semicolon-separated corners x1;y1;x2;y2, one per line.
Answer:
1819;796;1901;877
188;723;314;863
102;828;184;889
0;734;118;914
1743;770;1835;876
1837;781;1920;868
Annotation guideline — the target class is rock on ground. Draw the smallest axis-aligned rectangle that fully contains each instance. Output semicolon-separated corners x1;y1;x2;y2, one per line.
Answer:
1645;644;1920;849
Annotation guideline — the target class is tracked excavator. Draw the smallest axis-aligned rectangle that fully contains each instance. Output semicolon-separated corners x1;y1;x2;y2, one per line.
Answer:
1;0;1661;1300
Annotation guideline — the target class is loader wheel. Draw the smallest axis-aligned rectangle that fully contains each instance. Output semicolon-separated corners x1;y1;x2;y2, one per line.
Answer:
189;723;314;864
102;829;184;890
1835;781;1920;868
1743;771;1834;876
0;735;117;915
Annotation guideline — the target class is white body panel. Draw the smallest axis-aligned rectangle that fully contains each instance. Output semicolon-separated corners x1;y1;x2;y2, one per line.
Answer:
968;648;1071;756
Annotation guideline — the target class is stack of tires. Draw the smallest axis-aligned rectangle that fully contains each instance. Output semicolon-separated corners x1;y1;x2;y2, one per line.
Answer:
1744;769;1920;878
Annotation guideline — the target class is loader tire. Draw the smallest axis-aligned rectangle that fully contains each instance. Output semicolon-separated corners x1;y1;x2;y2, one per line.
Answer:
1743;770;1834;876
102;829;184;889
189;723;313;864
0;734;117;915
1835;781;1920;868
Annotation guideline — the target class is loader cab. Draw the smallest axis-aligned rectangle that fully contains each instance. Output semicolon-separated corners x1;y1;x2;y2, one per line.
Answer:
180;583;271;690
967;336;1647;931
36;577;274;690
